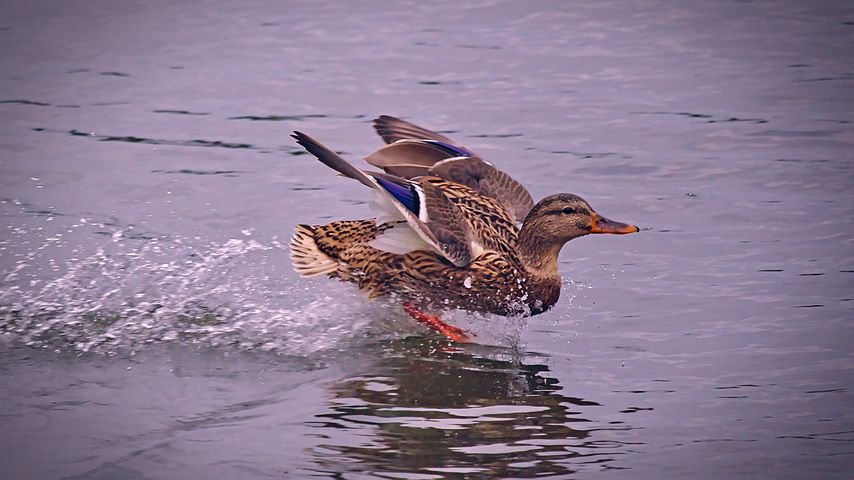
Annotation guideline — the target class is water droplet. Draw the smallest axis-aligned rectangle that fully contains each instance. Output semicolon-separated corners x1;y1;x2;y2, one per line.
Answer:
463;277;472;289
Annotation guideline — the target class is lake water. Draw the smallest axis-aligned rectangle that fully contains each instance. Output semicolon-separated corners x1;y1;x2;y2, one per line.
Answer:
1;1;852;478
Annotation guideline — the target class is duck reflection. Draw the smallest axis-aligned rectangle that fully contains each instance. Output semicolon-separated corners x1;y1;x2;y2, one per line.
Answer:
307;338;632;478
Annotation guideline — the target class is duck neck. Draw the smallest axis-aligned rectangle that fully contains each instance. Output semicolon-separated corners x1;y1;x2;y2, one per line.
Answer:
516;225;565;279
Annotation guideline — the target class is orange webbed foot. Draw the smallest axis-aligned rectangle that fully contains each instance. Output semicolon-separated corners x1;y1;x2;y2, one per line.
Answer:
402;301;473;343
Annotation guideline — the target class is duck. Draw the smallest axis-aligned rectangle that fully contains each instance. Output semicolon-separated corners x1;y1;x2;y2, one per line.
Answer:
289;115;639;342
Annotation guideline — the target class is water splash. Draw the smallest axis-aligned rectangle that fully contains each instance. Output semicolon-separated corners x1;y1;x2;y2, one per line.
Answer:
0;201;538;355
1;232;531;357
0;214;406;355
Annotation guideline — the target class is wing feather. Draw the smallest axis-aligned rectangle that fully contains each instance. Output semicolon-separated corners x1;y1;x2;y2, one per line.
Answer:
368;116;535;222
292;131;476;266
365;140;453;169
373;115;464;147
430;157;534;222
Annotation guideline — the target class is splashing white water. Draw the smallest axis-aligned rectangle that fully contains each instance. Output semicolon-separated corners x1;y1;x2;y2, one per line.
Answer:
0;208;539;355
0;213;411;355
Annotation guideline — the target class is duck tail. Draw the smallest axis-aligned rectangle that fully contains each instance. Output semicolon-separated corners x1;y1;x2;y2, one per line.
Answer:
289;224;339;277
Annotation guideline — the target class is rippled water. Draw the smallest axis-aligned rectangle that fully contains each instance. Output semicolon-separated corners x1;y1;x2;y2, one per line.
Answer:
1;0;853;478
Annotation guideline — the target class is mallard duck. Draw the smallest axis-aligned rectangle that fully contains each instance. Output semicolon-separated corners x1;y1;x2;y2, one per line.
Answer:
290;116;639;342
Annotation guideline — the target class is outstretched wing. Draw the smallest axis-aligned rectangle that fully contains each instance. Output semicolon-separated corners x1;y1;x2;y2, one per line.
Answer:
292;131;478;266
366;116;534;222
373;115;468;148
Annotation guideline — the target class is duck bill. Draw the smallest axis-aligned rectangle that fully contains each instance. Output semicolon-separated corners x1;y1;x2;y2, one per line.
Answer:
590;213;639;234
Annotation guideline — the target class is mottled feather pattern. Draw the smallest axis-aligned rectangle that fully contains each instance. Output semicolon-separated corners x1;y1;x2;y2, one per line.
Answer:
417;179;474;266
423;178;520;259
311;219;393;257
429;157;534;222
291;136;547;313
289;224;339;277
293;217;555;315
289;116;638;318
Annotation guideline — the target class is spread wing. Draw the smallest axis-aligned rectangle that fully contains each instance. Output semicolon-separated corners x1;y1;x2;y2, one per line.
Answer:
373;115;468;148
366;116;534;222
292;131;479;266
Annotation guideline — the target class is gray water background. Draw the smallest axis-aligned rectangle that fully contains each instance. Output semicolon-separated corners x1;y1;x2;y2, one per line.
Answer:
1;0;852;478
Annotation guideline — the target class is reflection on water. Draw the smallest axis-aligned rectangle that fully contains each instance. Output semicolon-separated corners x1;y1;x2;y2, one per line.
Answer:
307;340;634;477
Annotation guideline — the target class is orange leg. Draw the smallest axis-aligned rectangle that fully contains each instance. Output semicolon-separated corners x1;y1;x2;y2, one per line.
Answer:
402;302;472;343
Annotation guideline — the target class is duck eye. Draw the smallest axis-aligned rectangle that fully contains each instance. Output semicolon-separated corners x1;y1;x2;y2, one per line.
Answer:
561;207;576;215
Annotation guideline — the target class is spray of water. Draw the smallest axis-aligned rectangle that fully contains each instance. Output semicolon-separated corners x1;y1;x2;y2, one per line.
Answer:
0;210;535;356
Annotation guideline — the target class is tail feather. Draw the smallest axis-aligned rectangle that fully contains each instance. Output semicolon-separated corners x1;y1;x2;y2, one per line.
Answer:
289;224;339;277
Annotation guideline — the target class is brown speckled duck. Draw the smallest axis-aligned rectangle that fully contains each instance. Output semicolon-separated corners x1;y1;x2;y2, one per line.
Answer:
290;116;639;342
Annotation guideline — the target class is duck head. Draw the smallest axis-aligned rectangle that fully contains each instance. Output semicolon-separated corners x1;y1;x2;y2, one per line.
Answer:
517;193;639;274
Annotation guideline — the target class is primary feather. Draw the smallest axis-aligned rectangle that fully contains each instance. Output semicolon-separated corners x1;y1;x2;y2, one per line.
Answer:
363;117;534;222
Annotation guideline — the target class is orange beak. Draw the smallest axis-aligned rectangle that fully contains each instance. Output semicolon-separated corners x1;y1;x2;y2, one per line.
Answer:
590;213;639;234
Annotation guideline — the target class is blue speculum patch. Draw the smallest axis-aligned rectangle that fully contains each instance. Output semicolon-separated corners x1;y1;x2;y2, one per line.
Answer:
425;140;472;157
374;176;420;214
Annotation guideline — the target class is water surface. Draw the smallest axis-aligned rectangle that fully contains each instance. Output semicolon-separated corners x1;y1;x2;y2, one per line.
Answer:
1;0;852;478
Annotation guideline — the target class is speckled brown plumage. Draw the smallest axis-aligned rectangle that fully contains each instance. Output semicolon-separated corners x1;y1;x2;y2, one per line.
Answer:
290;181;566;316
293;217;559;315
289;116;639;320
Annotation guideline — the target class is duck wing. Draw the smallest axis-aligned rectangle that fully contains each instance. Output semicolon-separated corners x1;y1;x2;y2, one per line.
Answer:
428;156;533;223
373;114;467;148
366;116;534;222
292;131;479;267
